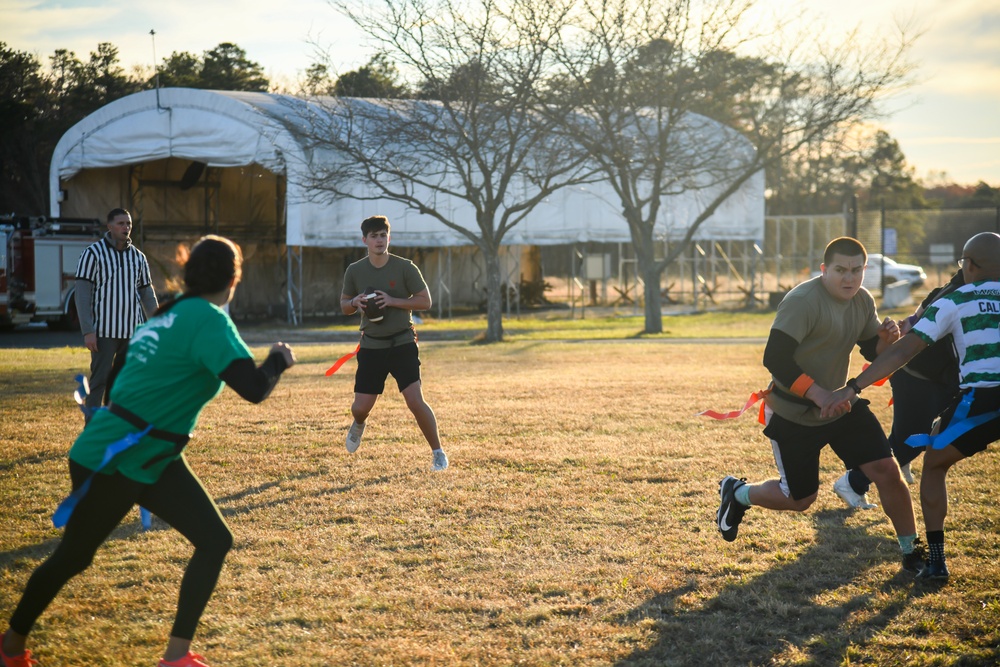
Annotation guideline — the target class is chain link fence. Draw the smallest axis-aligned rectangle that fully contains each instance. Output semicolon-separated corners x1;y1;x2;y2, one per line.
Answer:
539;207;1000;311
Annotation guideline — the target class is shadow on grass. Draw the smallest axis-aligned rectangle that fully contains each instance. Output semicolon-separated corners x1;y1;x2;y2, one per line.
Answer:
0;468;406;576
0;516;151;575
213;469;412;519
0;451;66;474
616;509;932;666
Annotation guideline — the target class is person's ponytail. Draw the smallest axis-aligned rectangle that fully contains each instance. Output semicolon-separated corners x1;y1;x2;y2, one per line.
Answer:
153;235;243;317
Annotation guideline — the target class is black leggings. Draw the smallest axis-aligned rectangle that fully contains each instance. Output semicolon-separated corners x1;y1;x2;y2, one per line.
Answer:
9;457;233;640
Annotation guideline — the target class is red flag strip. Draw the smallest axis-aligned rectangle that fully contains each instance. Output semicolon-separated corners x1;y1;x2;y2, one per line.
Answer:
697;387;771;425
325;344;361;376
699;361;896;424
861;363;890;387
860;363;893;405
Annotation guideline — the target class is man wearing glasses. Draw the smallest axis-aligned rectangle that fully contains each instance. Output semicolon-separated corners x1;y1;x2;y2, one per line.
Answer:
822;232;1000;582
833;267;963;508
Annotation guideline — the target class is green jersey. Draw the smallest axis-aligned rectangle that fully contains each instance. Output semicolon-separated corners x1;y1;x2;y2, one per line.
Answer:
343;253;428;349
69;297;253;483
766;277;881;426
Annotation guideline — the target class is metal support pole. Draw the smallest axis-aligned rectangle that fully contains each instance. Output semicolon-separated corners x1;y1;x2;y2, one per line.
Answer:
880;201;887;292
436;247;453;320
285;245;302;325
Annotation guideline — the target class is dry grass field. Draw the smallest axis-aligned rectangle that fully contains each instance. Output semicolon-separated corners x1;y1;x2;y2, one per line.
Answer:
1;337;999;666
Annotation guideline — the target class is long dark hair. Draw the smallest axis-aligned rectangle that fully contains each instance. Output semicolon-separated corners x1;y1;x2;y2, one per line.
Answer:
154;235;243;316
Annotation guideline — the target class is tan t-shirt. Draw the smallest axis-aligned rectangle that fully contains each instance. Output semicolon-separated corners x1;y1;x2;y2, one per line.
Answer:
765;277;881;426
342;253;428;349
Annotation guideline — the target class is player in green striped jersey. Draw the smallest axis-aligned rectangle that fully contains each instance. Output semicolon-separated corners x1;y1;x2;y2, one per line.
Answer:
822;232;1000;581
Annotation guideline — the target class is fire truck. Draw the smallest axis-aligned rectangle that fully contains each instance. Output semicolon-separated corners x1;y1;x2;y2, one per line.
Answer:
0;215;103;330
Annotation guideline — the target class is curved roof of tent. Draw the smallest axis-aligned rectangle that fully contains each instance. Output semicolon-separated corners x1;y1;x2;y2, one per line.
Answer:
49;88;314;242
49;87;764;248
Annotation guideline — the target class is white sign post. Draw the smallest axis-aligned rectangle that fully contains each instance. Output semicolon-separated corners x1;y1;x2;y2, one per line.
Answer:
930;243;956;285
883;228;897;256
930;244;955;265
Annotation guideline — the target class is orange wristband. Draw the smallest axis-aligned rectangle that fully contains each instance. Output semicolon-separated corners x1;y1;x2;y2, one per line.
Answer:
790;373;815;397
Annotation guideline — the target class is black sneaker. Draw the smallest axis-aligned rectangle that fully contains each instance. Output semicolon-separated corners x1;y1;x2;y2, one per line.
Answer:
901;538;927;574
717;476;748;542
916;560;949;581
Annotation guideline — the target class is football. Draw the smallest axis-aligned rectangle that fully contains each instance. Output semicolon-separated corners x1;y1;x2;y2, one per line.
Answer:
364;288;384;322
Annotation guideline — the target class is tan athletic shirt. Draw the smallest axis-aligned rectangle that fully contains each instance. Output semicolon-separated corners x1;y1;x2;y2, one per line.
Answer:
342;253;428;349
765;277;881;427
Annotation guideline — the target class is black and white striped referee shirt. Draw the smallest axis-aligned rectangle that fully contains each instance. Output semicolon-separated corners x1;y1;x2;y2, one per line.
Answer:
75;233;154;338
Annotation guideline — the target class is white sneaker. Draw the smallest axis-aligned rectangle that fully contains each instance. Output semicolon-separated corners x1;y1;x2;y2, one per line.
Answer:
346;421;366;453
431;449;449;471
900;462;914;484
833;472;877;510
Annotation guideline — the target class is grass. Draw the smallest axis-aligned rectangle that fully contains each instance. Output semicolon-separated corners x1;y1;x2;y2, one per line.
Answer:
1;333;999;666
251;308;779;342
250;304;922;343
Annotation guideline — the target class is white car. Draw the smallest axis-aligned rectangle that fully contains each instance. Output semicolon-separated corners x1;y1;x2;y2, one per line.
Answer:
863;254;927;290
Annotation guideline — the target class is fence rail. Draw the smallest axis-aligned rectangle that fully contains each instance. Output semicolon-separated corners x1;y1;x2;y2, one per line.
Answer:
539;207;1000;311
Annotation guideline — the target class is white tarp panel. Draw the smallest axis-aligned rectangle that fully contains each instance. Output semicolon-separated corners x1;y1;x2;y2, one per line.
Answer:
50;88;764;248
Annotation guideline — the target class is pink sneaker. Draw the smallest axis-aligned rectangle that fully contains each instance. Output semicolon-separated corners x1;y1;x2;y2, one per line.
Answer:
158;651;211;667
0;644;38;667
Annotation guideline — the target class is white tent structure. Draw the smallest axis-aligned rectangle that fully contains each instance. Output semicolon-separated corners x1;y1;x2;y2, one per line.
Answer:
49;88;764;319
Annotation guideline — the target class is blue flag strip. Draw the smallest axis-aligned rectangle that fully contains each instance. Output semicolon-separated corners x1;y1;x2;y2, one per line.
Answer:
74;373;92;418
905;389;1000;450
51;424;153;528
59;375;155;530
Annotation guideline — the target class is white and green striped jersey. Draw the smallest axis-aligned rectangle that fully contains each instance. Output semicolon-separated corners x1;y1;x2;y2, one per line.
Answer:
913;280;1000;388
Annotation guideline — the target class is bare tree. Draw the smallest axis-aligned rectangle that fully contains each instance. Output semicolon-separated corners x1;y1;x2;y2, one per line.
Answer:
544;0;916;332
299;0;591;342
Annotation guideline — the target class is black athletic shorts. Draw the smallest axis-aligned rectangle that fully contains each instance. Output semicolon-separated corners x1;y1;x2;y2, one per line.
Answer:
934;386;1000;457
354;342;421;395
763;399;892;500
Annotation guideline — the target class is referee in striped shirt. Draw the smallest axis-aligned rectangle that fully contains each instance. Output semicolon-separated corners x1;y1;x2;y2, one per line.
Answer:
74;208;158;420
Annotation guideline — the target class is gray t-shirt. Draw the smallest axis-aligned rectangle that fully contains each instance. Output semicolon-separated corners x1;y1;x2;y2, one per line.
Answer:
342;253;428;349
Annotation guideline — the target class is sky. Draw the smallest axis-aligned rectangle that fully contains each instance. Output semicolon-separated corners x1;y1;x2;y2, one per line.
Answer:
3;0;1000;186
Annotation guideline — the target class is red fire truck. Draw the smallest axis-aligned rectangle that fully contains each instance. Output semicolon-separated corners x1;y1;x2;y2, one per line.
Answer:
0;215;103;330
